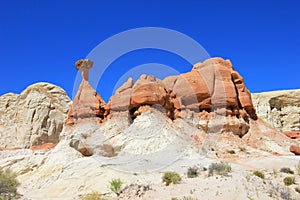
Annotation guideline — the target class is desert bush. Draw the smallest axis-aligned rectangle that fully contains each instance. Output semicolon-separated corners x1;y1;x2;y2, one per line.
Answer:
283;177;296;186
295;162;300;175
162;172;181;186
280;167;294;174
208;162;231;177
227;150;236;154
80;192;106;200
187;167;198;178
295;187;300;193
273;168;278;178
171;197;198;200
271;184;293;200
109;178;122;195
182;197;198;200
277;185;293;200
253;171;265;179
0;168;20;199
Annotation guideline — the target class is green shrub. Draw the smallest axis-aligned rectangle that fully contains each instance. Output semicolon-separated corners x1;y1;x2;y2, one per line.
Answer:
253;171;265;179
80;192;106;200
227;150;236;154
109;179;122;195
280;167;294;174
283;177;295;186
208;162;231;176
0;168;20;199
162;172;181;186
187;167;198;178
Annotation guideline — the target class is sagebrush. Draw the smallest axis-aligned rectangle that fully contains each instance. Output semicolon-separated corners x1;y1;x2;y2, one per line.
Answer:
253;171;265;179
187;167;198;178
0;167;20;199
208;162;231;176
162;172;181;186
80;192;106;200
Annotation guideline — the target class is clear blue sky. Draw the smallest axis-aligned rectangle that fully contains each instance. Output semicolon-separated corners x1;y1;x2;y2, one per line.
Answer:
1;0;299;102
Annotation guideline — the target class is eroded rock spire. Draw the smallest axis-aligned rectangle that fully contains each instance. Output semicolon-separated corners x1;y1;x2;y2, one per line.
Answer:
75;59;93;81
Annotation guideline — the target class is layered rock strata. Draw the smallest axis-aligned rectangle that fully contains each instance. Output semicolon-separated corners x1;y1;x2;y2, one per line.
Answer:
0;83;71;148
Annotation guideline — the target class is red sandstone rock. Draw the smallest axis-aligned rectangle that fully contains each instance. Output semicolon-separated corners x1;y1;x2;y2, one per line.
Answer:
284;131;300;139
231;71;257;119
30;143;57;151
66;60;107;124
67;57;258;124
66;80;106;124
290;145;300;155
172;70;211;110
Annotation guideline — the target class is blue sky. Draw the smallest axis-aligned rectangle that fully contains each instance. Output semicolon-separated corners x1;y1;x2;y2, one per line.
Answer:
0;0;299;101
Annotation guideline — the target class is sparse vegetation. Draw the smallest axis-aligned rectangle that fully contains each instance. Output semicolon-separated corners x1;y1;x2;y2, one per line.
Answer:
283;177;296;186
162;172;181;186
208;162;231;177
227;150;236;154
187;167;198;178
295;187;300;193
253;171;265;179
273;168;278;178
274;184;293;200
182;197;198;200
246;174;251;182
109;178;122;195
0;167;20;199
295;162;300;175
239;146;247;152
80;192;106;200
170;197;198;200
280;167;294;174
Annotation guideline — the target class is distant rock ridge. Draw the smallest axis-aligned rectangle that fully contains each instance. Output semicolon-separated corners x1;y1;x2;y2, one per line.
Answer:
66;57;257;126
252;89;300;132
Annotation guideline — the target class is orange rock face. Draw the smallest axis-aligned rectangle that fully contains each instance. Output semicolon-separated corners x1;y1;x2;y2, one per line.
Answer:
290;145;300;155
66;80;106;124
284;131;300;139
66;57;257;124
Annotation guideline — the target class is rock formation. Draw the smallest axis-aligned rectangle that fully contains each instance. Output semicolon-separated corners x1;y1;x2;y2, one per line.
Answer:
252;89;300;132
283;131;300;139
65;59;107;124
290;145;300;155
1;58;300;200
65;57;259;157
0;83;71;148
67;57;257;126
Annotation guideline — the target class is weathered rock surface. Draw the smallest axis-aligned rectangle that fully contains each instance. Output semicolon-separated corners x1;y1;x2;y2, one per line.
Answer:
0;83;71;148
252;89;300;132
290;145;300;155
65;59;107;124
1;58;300;199
65;80;106;124
64;57;259;156
106;57;257;121
283;131;300;139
